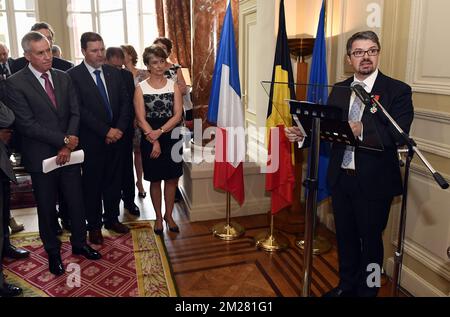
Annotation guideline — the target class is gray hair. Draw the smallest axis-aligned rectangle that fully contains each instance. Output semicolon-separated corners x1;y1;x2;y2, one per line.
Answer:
21;31;48;53
346;31;381;56
52;44;62;55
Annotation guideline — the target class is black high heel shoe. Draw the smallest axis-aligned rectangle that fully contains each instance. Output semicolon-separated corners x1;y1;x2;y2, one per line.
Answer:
136;182;146;198
138;191;147;199
153;219;164;236
163;215;180;233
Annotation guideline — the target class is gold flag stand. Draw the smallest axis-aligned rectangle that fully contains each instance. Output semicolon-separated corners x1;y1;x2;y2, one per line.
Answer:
254;214;289;252
296;209;331;255
212;193;245;240
296;235;331;255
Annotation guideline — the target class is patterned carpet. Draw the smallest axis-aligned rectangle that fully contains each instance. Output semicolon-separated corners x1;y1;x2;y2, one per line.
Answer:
2;221;177;297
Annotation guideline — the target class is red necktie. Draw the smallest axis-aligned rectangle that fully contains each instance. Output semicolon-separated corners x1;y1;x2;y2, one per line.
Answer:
41;73;57;108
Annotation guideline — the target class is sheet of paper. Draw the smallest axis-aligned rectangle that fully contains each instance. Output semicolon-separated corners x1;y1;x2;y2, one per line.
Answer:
42;150;84;174
292;114;307;148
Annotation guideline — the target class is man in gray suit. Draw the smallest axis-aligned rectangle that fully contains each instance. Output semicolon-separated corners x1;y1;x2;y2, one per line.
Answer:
6;31;101;276
0;100;22;297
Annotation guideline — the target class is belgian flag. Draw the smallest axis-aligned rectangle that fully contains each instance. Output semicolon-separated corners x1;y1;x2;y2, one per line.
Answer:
265;0;296;215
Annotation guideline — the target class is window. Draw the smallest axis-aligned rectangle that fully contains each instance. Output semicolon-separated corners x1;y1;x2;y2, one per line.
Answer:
0;0;38;58
67;0;158;66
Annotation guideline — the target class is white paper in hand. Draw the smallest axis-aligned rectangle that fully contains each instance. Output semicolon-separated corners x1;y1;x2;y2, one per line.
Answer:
42;150;84;174
293;114;307;148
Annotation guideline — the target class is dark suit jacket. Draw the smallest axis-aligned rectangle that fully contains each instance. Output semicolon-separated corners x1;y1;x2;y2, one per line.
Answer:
0;58;14;77
67;63;131;153
121;68;135;136
0;101;16;182
11;56;74;74
121;68;135;115
5;67;80;173
326;71;414;199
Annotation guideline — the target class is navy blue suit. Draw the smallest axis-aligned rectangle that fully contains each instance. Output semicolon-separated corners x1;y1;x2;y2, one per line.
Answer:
68;63;131;230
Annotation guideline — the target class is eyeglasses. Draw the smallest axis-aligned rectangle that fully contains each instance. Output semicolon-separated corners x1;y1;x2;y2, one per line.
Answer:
350;48;380;58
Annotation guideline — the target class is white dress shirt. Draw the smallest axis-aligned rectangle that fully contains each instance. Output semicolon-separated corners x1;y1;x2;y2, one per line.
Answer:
28;64;54;91
341;69;379;169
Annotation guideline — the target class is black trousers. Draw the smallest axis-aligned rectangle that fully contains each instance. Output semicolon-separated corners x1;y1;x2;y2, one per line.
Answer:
30;165;87;255
82;142;123;231
1;178;11;248
121;130;135;205
331;169;393;297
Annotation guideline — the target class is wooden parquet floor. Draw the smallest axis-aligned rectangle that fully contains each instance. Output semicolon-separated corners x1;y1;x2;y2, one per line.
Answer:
163;210;404;298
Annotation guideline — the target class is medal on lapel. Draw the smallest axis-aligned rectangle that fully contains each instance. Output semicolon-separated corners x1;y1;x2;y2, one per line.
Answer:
370;95;380;114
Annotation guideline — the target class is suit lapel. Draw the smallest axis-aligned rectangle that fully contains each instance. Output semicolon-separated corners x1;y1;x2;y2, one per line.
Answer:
102;65;114;114
23;67;58;115
370;71;388;108
50;69;63;114
336;79;353;119
80;63;110;111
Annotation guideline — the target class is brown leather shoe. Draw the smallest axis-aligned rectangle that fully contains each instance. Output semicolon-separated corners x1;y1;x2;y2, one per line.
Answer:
88;230;104;245
105;222;130;234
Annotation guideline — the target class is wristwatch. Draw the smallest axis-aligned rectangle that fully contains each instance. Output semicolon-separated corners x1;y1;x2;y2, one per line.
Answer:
160;127;165;133
64;136;70;145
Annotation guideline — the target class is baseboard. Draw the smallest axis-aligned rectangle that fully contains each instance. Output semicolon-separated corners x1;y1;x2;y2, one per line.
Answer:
385;258;447;297
179;185;270;222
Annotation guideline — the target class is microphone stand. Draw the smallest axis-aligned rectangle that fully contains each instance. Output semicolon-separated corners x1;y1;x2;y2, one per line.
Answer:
352;86;449;296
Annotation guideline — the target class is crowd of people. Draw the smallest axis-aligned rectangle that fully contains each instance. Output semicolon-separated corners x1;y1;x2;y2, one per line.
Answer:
0;21;191;296
0;22;415;299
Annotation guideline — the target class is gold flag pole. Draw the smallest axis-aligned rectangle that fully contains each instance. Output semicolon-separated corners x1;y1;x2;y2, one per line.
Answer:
212;192;245;240
254;214;289;252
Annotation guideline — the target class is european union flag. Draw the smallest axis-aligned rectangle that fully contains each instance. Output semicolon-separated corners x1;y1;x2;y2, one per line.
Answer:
307;0;330;202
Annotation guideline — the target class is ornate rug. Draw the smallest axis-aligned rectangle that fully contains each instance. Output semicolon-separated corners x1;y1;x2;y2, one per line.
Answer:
2;221;177;297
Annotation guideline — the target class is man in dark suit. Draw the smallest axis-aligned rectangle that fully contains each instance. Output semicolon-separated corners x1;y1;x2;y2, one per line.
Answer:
0;42;30;260
10;22;73;74
0;43;14;79
285;31;414;297
8;23;73;234
0;100;22;297
6;31;101;276
105;47;140;216
68;33;131;245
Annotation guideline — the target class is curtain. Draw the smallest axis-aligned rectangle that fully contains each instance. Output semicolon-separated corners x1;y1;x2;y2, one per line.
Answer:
155;0;191;69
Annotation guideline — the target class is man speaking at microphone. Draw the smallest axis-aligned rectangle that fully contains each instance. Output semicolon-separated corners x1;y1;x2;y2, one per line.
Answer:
285;31;414;297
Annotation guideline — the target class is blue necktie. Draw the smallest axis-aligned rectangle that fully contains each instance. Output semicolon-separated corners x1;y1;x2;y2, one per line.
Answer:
93;70;113;120
342;82;366;167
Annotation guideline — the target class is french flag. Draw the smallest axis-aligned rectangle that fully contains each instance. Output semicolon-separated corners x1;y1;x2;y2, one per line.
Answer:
207;3;245;205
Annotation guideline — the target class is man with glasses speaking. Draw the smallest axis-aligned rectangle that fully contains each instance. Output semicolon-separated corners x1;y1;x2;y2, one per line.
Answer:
285;31;414;297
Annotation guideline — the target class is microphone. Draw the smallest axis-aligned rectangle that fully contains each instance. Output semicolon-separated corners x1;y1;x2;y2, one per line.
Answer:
351;82;373;107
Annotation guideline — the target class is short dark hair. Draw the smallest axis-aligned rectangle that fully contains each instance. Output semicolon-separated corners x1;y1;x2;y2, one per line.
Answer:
106;47;125;61
153;37;173;55
120;45;138;66
80;32;103;50
142;45;168;66
346;31;381;56
31;22;55;38
21;31;47;53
